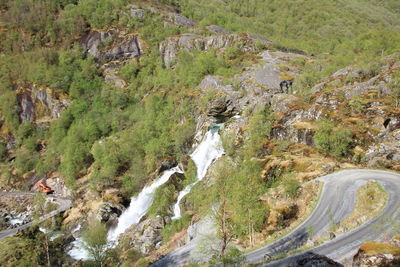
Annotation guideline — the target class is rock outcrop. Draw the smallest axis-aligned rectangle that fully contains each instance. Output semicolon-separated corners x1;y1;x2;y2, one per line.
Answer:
0;194;34;230
159;33;271;68
123;215;171;254
165;13;196;27
80;30;142;62
16;85;69;124
97;202;123;225
284;252;343;267
353;241;400;267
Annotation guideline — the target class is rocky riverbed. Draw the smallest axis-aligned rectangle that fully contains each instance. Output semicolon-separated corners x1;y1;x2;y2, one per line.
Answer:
0;194;33;231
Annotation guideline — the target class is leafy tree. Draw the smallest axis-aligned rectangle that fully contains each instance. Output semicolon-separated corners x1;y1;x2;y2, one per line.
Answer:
243;107;273;158
0;227;67;267
83;220;109;267
315;119;353;158
230;160;268;247
211;158;235;260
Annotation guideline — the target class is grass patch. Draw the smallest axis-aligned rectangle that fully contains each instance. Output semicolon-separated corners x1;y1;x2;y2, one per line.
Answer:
359;242;400;256
330;180;388;236
161;214;192;242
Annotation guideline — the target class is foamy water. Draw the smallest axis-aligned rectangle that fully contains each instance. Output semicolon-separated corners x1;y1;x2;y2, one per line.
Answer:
172;126;224;219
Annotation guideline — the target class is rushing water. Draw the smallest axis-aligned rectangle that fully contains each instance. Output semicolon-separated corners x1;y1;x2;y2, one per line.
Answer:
108;166;183;241
68;167;182;260
172;125;225;220
68;125;224;260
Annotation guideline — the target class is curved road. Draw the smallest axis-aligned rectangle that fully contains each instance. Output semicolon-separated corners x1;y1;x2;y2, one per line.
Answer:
0;192;72;240
153;169;400;266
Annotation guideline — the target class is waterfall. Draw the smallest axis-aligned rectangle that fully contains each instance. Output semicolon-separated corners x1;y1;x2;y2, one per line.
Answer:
68;166;182;260
108;166;183;241
68;125;224;260
172;125;225;220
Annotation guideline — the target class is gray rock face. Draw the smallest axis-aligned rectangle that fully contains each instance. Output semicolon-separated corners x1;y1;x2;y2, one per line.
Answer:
206;24;230;34
198;76;243;120
124;216;169;254
97;202;123;225
17;86;69;123
17;92;34;122
196;51;318;147
159;33;271;68
272;125;314;146
311;64;393;97
81;30;114;58
158;159;178;173
129;5;145;21
81;30;142;62
103;67;126;88
270;94;299;113
165;13;196;27
45;177;72;198
366;127;400;168
100;37;142;61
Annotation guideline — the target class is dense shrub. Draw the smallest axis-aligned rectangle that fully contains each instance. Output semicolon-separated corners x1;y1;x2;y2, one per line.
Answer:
315;120;353;158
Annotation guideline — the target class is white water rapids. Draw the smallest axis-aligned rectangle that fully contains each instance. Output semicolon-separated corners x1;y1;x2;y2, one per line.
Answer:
68;167;182;260
107;166;183;241
68;125;224;260
172;125;224;220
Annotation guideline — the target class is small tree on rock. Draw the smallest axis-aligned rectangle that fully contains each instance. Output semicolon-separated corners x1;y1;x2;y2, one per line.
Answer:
83;219;109;267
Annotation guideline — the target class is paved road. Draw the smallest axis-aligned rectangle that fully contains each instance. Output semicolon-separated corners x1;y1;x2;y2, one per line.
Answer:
247;169;400;266
0;192;72;240
152;169;400;266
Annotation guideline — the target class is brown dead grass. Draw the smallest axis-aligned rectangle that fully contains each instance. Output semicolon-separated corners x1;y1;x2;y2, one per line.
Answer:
331;181;387;236
360;242;400;256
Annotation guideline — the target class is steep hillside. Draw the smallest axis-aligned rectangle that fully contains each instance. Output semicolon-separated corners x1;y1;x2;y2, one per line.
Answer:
0;0;399;266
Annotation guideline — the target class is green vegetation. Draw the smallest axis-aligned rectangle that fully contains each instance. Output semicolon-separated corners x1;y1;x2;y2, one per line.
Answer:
282;173;301;199
0;0;399;264
83;220;109;267
161;214;192;242
148;183;176;217
167;0;400;94
0;227;67;267
314;119;353;158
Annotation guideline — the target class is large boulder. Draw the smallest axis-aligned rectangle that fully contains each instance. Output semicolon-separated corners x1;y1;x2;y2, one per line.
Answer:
206;24;230;34
285;252;343;267
97;202;123;225
123;215;170;254
128;5;145;21
165;13;196;27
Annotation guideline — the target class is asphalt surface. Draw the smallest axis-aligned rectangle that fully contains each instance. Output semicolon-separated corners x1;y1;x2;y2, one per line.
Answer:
0;192;72;240
152;169;400;266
